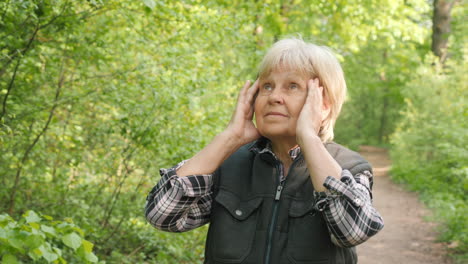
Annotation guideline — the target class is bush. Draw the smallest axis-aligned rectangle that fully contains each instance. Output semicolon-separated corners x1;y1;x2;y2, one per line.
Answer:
0;210;99;263
390;55;468;259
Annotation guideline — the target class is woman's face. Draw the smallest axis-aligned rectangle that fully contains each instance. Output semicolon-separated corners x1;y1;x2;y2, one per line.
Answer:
254;67;309;141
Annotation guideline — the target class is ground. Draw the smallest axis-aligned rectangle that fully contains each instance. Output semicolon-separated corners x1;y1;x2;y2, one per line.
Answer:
357;146;453;264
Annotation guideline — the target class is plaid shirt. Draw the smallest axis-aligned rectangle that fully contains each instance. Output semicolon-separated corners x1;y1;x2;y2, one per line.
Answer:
145;142;384;247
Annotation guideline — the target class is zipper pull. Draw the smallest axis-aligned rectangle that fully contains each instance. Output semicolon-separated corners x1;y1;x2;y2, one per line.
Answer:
275;185;283;200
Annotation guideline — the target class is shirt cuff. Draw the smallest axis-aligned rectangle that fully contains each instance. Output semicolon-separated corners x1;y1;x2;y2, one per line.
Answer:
161;160;214;197
313;169;366;211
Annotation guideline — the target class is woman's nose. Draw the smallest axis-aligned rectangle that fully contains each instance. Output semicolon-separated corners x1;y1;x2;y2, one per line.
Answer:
268;87;285;104
268;87;284;104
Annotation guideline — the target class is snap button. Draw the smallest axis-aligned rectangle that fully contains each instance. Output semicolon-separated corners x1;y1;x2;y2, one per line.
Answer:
353;198;362;206
315;199;328;211
235;209;243;216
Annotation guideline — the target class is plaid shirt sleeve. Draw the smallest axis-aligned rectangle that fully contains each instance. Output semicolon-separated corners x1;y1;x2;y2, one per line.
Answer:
145;160;214;232
314;169;384;247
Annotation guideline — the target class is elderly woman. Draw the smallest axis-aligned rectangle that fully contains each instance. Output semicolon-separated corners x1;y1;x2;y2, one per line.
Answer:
145;38;384;264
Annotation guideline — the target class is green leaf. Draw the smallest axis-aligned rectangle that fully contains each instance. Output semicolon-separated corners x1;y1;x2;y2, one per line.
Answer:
85;252;98;263
28;247;42;261
8;231;26;253
25;234;43;249
29;222;40;230
7;239;25;253
143;0;156;9
0;214;14;225
2;254;20;264
24;211;41;223
82;239;94;253
53;246;62;257
0;227;6;239
62;232;82;250
72;227;85;237
41;225;57;237
42;215;53;221
78;243;98;263
39;244;59;262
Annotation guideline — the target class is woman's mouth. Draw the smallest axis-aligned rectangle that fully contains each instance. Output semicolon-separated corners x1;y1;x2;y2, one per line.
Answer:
266;112;288;117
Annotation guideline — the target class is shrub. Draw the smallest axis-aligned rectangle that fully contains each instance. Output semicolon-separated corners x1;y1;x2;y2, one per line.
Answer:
0;210;99;263
391;56;468;259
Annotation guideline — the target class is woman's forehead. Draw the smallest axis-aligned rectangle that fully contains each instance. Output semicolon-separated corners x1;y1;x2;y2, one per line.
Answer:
259;65;309;80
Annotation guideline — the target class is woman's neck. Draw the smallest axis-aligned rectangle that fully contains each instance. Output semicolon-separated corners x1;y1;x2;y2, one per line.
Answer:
270;138;298;175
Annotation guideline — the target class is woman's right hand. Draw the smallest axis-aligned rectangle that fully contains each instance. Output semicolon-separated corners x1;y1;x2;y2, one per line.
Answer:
225;80;261;147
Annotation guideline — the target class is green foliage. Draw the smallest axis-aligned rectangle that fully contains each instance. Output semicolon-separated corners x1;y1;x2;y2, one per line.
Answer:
390;52;468;258
0;210;99;263
390;4;467;259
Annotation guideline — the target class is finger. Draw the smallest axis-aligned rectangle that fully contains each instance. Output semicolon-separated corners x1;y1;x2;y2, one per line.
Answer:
316;80;323;106
305;79;318;105
246;79;259;103
320;86;330;122
247;104;254;120
246;80;259;118
240;80;251;97
313;78;324;104
312;79;327;121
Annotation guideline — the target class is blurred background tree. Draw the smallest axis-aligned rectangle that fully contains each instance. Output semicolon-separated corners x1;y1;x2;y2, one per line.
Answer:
0;0;466;263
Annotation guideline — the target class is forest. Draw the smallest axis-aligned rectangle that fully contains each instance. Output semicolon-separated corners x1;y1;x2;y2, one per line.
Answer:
0;0;466;263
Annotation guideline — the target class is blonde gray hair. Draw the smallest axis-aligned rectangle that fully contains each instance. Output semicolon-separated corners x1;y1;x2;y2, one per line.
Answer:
257;37;347;142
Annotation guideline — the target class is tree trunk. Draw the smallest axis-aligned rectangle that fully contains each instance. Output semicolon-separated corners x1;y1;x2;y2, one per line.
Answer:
432;0;456;63
378;51;388;144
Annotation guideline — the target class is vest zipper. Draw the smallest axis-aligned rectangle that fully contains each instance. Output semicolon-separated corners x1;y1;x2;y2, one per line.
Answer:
264;154;302;264
264;171;283;264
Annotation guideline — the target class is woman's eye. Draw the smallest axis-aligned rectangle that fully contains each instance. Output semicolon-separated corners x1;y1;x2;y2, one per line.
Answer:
263;84;272;90
290;83;299;89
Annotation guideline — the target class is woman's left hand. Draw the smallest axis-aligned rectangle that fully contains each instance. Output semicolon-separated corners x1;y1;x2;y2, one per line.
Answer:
296;78;326;144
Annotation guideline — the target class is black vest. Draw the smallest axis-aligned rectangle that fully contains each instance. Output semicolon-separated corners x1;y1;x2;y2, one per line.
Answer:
204;141;372;264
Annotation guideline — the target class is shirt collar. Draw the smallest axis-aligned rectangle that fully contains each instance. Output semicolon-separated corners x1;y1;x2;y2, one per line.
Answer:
249;137;301;161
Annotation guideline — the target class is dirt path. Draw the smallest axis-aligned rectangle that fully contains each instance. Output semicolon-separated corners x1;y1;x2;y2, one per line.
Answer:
356;146;452;264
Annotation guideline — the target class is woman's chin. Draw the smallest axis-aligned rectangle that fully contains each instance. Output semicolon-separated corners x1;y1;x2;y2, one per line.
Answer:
258;130;295;141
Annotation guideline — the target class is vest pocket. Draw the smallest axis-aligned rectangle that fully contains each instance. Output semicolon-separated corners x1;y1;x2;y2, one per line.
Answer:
287;199;331;264
208;189;263;263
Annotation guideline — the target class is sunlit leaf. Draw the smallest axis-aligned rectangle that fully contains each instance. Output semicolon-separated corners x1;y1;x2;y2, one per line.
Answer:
2;254;20;264
24;211;41;223
62;232;82;250
143;0;156;9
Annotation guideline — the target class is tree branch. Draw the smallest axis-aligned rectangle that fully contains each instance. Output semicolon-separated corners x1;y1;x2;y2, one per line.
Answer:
12;67;137;121
0;14;40;78
7;62;64;215
0;56;21;120
0;23;39;113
